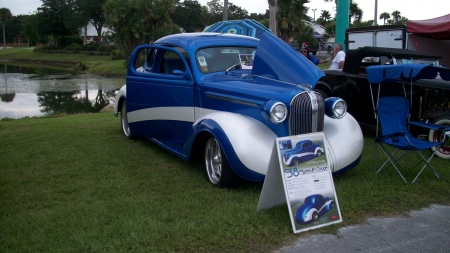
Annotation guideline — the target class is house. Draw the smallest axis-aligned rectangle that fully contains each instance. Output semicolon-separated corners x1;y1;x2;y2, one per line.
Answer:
80;22;114;45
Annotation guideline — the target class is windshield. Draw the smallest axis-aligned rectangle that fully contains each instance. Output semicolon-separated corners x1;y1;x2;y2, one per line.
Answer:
196;47;256;74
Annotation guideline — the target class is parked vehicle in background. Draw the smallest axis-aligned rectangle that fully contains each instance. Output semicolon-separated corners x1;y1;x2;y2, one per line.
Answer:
114;32;364;188
314;46;450;159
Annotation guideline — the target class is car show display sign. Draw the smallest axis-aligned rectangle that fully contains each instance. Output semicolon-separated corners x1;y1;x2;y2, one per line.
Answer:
257;132;342;233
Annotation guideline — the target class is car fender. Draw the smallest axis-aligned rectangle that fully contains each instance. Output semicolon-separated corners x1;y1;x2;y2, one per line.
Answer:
323;112;364;173
315;146;324;155
113;85;127;117
303;208;319;223
193;111;277;177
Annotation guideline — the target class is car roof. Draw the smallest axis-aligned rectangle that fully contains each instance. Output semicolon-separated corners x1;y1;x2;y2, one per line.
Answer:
154;32;259;51
343;47;442;74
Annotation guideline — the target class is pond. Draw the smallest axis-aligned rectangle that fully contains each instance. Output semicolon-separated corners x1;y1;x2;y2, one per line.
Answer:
0;63;124;119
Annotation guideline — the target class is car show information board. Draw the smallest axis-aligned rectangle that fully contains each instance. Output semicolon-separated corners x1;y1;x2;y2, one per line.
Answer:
257;132;342;233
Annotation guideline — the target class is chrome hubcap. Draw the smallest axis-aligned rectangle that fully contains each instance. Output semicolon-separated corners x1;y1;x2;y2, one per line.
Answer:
205;138;222;184
121;102;130;137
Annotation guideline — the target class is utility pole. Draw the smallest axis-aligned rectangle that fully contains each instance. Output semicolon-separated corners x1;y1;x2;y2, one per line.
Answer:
223;0;228;21
312;8;317;22
374;0;378;25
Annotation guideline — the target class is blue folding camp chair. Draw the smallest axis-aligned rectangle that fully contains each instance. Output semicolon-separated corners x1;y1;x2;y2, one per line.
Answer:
366;64;450;183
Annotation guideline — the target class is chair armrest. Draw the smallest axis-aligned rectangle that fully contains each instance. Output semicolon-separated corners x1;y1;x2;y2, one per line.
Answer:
376;132;406;142
410;121;450;132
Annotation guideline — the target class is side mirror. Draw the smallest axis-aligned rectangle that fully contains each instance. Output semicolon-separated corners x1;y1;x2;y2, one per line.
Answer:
172;69;190;80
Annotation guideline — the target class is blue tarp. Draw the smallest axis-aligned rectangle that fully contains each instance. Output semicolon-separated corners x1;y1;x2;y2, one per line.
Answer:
366;64;450;83
203;19;271;39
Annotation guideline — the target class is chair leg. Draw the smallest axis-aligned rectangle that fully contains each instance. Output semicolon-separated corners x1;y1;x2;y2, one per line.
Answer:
376;143;408;183
411;149;441;183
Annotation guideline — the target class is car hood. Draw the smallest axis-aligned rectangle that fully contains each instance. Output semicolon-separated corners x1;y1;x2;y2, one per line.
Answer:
251;32;324;86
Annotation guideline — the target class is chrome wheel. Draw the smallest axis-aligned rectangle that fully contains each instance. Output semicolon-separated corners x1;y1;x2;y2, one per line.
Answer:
203;136;239;188
204;138;222;185
121;101;132;138
428;115;450;159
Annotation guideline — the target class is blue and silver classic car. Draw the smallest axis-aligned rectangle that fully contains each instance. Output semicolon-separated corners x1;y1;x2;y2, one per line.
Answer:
283;140;324;166
295;194;335;224
114;32;364;187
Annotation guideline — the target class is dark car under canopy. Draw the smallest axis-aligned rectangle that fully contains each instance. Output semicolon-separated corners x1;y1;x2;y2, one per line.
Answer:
343;47;442;74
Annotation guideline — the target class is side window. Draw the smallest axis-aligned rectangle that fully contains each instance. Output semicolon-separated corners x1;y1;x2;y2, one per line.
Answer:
133;48;151;72
147;49;156;69
160;50;184;74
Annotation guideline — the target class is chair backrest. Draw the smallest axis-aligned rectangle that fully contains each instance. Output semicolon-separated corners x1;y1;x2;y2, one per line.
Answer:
377;96;410;136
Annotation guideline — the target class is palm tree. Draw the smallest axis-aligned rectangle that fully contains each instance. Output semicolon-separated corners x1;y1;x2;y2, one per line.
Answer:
320;10;332;22
350;2;363;23
379;12;390;25
0;8;13;49
391;10;401;24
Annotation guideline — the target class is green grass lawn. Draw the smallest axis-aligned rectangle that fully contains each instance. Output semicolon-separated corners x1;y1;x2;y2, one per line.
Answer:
0;47;127;77
1;113;450;252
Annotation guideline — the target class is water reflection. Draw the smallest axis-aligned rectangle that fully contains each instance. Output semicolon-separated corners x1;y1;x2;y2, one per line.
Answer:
0;62;124;119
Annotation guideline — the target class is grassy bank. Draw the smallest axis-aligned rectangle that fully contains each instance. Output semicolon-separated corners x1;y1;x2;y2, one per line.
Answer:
1;113;450;252
0;47;127;77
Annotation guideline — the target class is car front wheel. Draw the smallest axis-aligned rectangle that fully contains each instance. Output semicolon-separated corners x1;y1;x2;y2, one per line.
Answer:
121;101;133;139
428;115;450;159
204;137;239;188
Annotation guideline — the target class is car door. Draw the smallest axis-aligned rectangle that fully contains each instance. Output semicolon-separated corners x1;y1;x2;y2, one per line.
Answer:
126;45;195;148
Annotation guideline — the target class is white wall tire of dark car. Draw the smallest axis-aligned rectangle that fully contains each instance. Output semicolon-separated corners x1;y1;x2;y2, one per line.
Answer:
204;137;239;188
121;101;133;139
428;115;450;159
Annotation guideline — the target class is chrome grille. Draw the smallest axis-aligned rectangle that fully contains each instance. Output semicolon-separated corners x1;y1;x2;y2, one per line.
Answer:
289;91;324;135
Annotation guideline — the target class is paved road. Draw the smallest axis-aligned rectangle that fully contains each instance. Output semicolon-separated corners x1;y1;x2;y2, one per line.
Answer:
275;204;450;253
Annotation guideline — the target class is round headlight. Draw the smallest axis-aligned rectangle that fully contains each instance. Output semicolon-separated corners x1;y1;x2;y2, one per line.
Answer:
333;100;347;119
325;97;347;119
270;102;287;123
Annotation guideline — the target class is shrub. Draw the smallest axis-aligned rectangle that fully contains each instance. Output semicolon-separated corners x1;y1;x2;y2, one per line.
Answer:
84;42;101;51
98;45;115;53
33;47;44;52
111;50;125;60
65;43;83;53
60;36;83;48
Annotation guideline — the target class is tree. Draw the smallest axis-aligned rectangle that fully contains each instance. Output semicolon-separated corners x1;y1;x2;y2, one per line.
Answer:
227;2;248;20
77;0;108;44
276;0;310;43
0;8;13;49
379;12;390;25
204;0;224;24
391;10;401;24
171;0;204;32
320;10;332;22
104;0;179;64
36;0;86;47
349;2;362;23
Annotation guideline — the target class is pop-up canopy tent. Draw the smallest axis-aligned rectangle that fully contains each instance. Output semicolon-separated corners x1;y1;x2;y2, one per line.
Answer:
407;14;450;67
203;19;271;39
407;14;450;40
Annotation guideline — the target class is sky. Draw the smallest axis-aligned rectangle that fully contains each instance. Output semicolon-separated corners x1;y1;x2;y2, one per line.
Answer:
2;0;449;23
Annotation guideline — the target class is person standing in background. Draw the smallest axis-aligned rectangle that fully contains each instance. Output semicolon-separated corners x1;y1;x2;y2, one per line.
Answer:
327;43;345;70
299;42;329;65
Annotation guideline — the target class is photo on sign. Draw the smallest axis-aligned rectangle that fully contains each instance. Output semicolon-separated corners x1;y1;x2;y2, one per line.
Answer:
276;133;342;233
